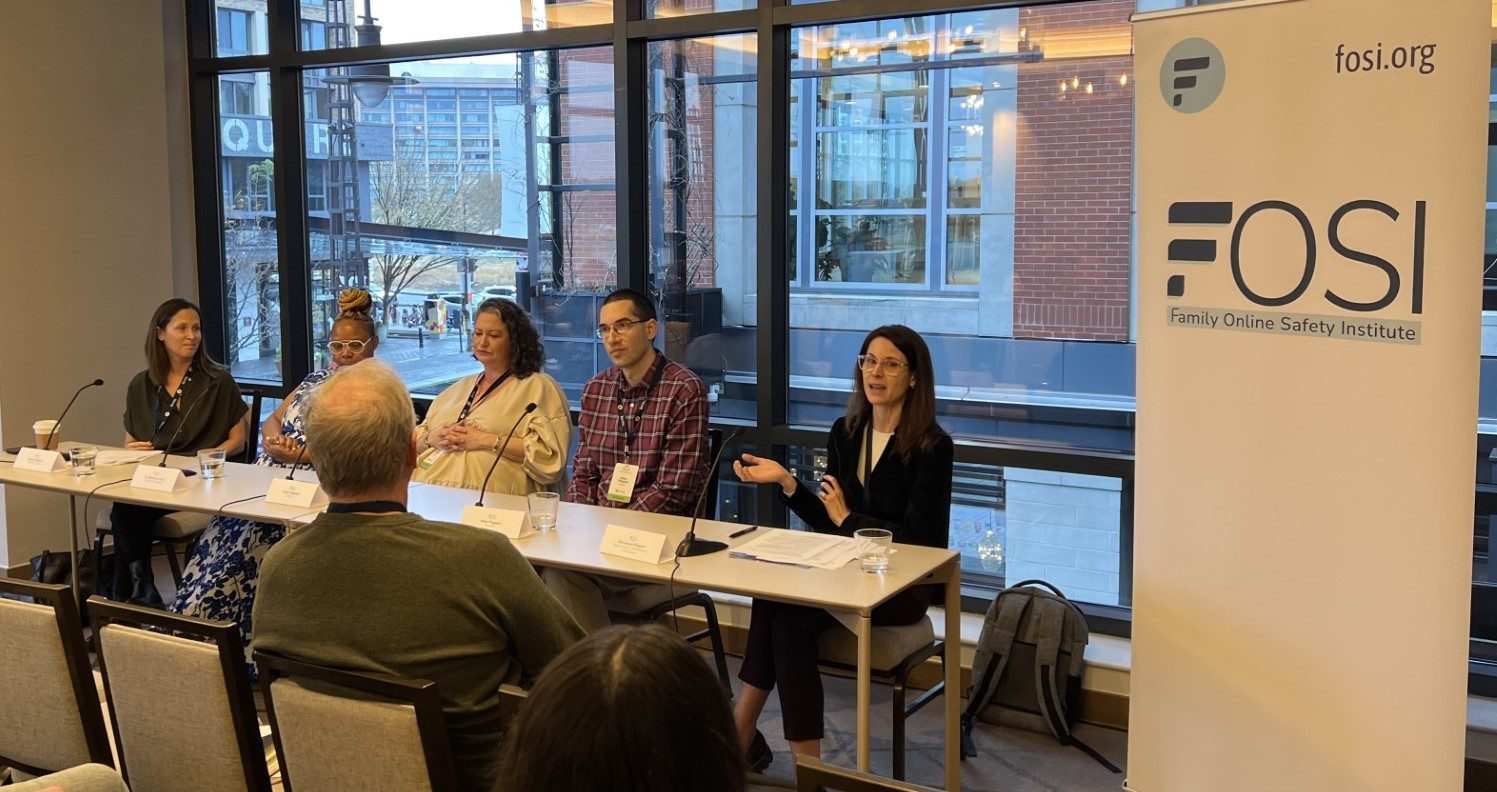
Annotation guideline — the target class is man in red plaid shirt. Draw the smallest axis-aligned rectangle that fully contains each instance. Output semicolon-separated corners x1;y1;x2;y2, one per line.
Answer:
545;288;709;630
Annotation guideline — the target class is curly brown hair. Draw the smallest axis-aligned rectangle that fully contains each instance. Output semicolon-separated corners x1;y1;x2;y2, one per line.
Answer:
475;297;545;377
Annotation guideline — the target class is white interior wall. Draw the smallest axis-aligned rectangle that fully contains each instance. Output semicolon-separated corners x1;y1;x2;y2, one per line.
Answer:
0;0;196;570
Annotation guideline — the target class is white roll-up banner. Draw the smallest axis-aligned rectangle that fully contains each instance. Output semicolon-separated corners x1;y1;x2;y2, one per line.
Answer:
1131;1;1487;790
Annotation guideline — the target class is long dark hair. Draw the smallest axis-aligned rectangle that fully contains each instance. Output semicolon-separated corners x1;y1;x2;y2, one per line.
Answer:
475;297;545;377
844;324;945;458
144;298;223;387
494;625;745;792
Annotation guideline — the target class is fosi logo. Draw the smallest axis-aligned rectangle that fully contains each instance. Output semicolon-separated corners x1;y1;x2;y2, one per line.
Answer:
1166;199;1427;315
1160;38;1225;113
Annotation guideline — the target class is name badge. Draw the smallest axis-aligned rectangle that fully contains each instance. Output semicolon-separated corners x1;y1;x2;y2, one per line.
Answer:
606;463;639;503
131;465;186;492
460;505;532;539
417;447;446;471
266;478;328;508
599;523;672;564
14;448;66;473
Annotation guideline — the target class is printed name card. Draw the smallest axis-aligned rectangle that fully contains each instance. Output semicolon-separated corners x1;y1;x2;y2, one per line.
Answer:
131;465;187;492
266;478;328;508
13;448;67;473
461;505;532;539
599;523;673;564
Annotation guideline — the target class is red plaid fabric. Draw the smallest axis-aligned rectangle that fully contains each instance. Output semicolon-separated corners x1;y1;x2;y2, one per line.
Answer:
565;354;709;516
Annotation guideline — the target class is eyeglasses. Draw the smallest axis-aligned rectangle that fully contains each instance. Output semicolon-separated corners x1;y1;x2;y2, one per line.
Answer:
596;318;649;339
856;354;910;376
326;338;373;354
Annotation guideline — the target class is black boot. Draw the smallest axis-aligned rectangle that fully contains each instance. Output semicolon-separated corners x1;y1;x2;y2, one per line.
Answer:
126;560;165;608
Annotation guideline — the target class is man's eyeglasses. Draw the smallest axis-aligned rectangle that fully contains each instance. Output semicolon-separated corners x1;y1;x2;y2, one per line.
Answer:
326;338;373;354
855;354;909;376
596;318;649;339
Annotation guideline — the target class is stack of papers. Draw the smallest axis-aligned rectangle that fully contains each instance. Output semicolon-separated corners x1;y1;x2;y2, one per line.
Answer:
729;528;860;570
96;450;156;467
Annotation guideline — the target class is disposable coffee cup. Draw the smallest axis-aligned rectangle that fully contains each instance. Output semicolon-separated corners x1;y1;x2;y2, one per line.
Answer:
32;420;59;451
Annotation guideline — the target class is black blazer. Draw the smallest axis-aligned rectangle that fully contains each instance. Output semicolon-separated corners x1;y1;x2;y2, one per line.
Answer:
784;416;954;551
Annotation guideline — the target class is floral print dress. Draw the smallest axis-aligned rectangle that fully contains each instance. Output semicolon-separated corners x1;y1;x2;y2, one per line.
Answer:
169;368;332;650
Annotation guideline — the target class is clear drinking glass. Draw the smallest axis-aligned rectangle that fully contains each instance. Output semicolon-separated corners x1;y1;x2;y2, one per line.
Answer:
198;449;227;479
855;527;893;573
69;444;97;477
527;491;560;531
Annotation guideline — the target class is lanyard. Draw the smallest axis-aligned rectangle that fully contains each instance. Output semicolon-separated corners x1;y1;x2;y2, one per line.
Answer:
458;370;510;424
616;361;663;459
155;366;195;434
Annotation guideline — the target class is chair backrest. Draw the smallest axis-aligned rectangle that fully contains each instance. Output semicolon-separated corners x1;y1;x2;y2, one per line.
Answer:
239;388;266;463
88;596;270;792
0;579;112;776
793;756;939;792
254;649;458;792
704;427;724;520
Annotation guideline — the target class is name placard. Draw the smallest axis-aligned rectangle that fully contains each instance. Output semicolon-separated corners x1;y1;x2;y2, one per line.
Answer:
131;465;187;492
266;478;328;508
14;448;66;473
599;523;672;565
460;505;532;539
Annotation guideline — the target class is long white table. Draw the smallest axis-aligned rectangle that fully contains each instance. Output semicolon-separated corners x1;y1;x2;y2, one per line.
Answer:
2;451;964;790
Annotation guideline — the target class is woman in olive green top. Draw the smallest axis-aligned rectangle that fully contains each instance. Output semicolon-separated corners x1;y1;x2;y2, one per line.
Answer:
112;298;246;605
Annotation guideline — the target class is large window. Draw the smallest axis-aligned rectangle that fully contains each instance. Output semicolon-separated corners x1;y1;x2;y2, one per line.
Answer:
193;0;1151;621
302;49;612;395
216;72;281;380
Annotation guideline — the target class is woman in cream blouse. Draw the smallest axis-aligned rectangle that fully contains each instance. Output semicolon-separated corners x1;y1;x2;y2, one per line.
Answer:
414;297;572;495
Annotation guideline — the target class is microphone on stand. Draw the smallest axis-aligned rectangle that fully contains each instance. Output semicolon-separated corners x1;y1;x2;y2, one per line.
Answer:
285;442;309;480
48;378;104;450
153;385;214;474
676;428;743;558
4;378;104;456
476;403;537;507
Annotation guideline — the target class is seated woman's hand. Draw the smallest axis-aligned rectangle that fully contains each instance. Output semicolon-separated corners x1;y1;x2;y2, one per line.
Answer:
263;435;305;463
817;474;850;527
733;453;795;494
428;423;461;452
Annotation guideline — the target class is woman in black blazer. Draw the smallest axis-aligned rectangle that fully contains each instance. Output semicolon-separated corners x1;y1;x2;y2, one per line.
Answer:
730;324;953;767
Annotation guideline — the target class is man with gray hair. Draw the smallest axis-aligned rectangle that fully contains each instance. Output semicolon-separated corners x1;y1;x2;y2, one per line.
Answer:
253;360;582;791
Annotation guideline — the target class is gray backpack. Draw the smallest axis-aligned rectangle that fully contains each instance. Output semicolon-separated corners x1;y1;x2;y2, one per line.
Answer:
960;579;1121;773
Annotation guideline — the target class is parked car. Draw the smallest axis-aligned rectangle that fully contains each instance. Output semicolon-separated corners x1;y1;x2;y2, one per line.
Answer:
479;285;517;302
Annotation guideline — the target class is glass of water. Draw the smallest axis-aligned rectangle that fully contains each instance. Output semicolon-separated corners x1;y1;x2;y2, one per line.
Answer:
527;491;560;532
197;449;227;479
69;445;97;477
855;528;893;573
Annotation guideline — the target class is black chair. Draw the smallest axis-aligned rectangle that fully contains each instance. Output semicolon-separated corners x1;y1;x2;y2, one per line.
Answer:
0;579;113;778
793;756;940;791
817;620;946;781
93;509;207;592
608;427;732;692
254;649;459;792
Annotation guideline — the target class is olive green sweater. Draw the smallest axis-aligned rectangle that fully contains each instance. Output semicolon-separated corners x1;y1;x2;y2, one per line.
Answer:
252;510;583;791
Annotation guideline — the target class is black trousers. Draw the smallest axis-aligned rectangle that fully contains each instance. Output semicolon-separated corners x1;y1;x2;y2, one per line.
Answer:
737;588;929;741
109;502;170;602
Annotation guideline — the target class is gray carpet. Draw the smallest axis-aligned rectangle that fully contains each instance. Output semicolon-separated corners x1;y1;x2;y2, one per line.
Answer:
734;653;1128;792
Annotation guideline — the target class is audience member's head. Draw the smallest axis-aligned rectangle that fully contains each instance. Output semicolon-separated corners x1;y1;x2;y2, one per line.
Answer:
303;359;416;498
494;625;744;792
